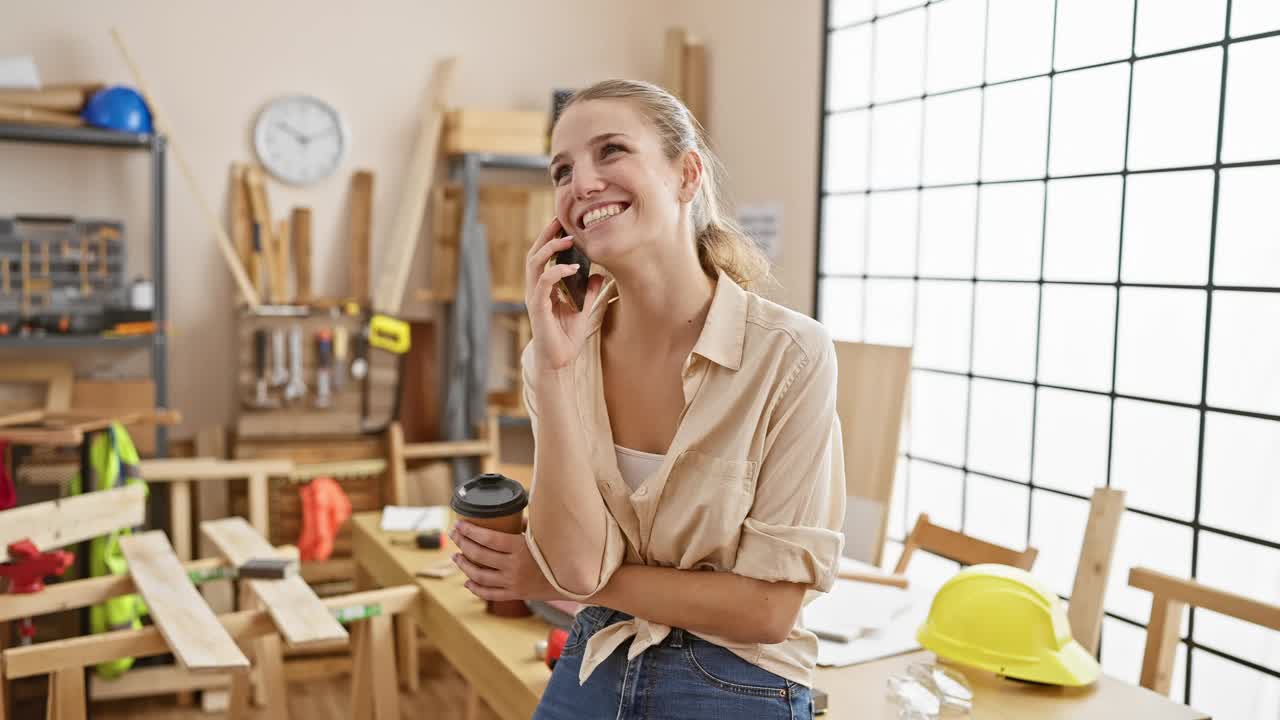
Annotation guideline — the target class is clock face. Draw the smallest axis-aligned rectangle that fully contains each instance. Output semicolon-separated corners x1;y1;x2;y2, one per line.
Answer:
253;95;347;186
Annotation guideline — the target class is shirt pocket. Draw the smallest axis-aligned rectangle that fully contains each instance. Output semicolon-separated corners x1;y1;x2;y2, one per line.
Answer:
651;450;758;569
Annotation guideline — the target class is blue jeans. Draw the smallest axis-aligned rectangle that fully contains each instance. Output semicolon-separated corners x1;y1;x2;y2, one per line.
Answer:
533;606;813;720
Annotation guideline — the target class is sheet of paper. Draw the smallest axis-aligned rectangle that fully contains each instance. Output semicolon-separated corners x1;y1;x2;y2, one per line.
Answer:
380;505;449;532
814;582;938;667
803;576;914;642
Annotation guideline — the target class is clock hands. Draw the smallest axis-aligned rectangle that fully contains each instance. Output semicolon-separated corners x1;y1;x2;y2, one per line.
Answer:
274;121;309;144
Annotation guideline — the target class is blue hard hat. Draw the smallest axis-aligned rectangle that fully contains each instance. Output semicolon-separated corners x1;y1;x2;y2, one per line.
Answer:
82;86;153;133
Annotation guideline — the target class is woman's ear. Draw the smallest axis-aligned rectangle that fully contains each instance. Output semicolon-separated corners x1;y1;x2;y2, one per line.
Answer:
678;149;704;204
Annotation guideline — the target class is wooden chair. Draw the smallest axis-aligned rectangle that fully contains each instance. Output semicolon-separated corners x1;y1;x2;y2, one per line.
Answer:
1067;487;1126;655
893;513;1039;575
834;341;912;566
1129;567;1280;696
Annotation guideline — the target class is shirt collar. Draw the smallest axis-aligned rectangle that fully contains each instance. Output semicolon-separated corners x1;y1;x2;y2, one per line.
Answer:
586;270;747;371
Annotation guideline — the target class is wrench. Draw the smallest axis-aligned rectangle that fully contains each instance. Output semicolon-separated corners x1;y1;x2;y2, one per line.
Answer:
269;328;289;387
314;329;333;409
284;326;307;403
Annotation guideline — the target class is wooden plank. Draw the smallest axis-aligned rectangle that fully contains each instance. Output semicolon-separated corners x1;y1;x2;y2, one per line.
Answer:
170;480;192;561
0;427;80;446
349;170;373;303
195;427;234;616
0;409;45;428
373;59;455;315
397;614;420;692
895;513;1038;574
0;556;228;622
0;484;145;562
1129;566;1280;632
664;27;688;98
3;585;416;680
140;458;293;481
231;164;254;293
90;665;230;701
285;656;353;683
117;531;250;672
834;342;912;566
201;518;349;647
1069;487;1126;655
682;41;708;128
402;439;493;460
368;615;398;720
248;473;269;537
350;620;373;720
388;422;406;505
292;207;313;303
1139;595;1186;695
51;667;86;720
274;217;291;305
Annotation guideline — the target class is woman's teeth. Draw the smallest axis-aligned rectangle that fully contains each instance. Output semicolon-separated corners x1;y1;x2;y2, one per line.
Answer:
583;204;626;228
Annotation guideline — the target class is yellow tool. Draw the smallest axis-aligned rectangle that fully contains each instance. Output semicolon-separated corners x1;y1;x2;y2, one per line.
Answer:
369;314;410;355
916;564;1100;687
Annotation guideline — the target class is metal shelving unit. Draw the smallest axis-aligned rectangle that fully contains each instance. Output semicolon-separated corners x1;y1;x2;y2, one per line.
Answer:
0;122;169;456
440;152;548;482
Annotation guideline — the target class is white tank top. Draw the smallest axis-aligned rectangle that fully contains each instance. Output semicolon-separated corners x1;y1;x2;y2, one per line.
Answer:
613;444;665;492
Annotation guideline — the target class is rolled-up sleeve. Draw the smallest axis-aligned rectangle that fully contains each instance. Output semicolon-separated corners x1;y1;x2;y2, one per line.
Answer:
732;339;846;592
520;342;628;601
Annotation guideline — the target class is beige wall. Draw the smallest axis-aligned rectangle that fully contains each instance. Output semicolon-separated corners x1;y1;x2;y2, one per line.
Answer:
0;1;822;440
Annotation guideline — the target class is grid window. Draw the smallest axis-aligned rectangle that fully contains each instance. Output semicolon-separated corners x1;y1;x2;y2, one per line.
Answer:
1121;170;1213;285
918;186;977;278
1049;63;1131;177
1127;48;1223;171
818;1;1280;701
1053;0;1135;72
1042;176;1122;282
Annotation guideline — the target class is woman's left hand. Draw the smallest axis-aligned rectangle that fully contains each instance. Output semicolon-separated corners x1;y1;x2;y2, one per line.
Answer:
450;520;562;603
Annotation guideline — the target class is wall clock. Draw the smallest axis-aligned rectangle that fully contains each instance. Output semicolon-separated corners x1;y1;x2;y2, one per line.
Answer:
253;94;348;185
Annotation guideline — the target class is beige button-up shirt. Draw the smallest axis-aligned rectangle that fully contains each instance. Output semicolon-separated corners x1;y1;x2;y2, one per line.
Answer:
523;272;846;688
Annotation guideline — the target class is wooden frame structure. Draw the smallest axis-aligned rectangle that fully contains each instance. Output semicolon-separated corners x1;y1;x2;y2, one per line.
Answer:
0;407;180;447
1129;566;1280;696
0;494;417;719
894;513;1039;574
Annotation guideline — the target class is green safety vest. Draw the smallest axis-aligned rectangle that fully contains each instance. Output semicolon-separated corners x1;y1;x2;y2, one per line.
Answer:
70;422;149;679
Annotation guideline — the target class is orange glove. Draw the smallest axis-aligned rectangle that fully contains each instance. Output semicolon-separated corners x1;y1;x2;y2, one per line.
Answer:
297;476;352;562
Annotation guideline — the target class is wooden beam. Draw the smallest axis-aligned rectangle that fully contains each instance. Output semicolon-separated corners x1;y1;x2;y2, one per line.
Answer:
1139;595;1185;695
1069;488;1126;655
663;27;688;98
201;518;348;647
0;484;145;562
90;665;230;701
118;532;249;672
3;585;417;680
0;427;81;446
401;439;493;460
683;41;708;127
1129;566;1280;632
373;58;455;315
50;667;86;720
0;409;45;428
139;458;293;481
0;552;301;623
349;170;373;304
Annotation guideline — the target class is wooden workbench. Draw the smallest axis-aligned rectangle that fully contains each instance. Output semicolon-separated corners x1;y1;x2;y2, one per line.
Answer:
354;511;1210;719
816;649;1209;718
351;512;548;720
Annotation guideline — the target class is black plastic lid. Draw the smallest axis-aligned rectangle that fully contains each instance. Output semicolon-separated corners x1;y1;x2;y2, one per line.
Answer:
450;473;528;519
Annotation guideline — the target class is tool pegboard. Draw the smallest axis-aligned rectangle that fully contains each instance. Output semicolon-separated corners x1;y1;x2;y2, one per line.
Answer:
0;216;128;326
235;311;400;439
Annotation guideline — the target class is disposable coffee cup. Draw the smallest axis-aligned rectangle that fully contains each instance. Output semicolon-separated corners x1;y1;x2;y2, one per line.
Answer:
451;473;531;617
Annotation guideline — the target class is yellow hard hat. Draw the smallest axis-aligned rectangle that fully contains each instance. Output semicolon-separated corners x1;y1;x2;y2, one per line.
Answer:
916;563;1100;687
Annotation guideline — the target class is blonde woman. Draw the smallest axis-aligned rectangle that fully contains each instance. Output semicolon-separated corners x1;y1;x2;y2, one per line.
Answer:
448;79;845;719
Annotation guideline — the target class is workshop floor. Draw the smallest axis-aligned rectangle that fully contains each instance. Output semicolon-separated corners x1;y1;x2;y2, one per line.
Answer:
87;652;502;720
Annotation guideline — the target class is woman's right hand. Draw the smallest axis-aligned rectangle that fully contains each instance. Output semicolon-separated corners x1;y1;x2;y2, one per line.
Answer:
524;217;605;372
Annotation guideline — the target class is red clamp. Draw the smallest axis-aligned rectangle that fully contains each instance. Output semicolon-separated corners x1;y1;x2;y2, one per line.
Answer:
0;539;75;594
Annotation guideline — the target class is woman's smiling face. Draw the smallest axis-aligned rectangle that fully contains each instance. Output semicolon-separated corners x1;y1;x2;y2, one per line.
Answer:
549;98;688;266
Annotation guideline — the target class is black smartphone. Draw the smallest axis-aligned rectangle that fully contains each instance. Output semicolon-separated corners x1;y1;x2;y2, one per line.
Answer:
552;228;592;312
